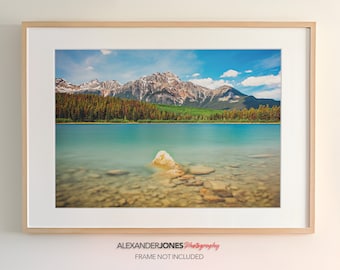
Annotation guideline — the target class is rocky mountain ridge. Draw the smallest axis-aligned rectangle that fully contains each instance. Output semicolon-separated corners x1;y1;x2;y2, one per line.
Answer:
55;72;280;110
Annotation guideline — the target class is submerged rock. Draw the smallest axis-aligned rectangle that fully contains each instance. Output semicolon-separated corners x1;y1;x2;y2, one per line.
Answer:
202;194;225;202
228;164;240;168
204;180;226;191
225;197;238;204
163;168;185;179
204;180;233;197
106;170;129;176
248;154;274;158
88;173;101;179
189;165;215;175
184;179;203;186
177;174;195;181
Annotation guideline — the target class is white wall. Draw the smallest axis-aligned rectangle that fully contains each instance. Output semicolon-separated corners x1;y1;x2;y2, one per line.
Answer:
0;0;339;269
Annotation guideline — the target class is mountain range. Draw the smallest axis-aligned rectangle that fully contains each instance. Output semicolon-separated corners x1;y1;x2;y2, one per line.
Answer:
55;72;280;110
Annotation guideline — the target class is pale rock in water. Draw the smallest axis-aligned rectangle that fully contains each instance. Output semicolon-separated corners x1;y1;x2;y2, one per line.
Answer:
151;150;177;170
151;150;186;179
151;150;216;182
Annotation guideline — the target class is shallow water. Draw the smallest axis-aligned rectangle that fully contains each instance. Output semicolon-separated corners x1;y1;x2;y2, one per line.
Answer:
56;123;280;207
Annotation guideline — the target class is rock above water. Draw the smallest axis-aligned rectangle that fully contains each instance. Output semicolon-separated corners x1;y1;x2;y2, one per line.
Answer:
106;170;129;176
189;165;215;175
151;150;177;169
151;150;186;180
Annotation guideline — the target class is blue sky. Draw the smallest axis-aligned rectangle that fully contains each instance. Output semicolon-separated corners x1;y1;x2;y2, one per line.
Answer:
56;49;281;100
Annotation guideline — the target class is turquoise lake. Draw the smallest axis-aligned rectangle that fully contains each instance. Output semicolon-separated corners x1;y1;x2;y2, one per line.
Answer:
56;124;280;208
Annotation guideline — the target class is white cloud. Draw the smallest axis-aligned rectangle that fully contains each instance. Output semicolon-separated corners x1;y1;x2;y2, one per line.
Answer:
220;69;240;78
190;77;232;89
245;70;253;73
253;88;281;101
241;73;281;86
100;49;112;55
191;73;200;77
86;66;94;71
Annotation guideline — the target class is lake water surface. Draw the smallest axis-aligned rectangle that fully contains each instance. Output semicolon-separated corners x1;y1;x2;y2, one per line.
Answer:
56;123;280;207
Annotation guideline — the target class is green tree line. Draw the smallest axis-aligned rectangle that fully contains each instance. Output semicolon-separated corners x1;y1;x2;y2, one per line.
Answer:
56;93;280;122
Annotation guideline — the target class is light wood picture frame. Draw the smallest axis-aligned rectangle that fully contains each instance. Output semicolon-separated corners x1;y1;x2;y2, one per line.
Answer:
22;21;315;233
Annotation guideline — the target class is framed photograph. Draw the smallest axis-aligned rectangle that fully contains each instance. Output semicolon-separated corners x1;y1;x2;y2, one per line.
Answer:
22;21;315;233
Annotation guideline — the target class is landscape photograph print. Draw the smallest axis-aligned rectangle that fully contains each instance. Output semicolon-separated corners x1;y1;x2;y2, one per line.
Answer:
55;49;281;208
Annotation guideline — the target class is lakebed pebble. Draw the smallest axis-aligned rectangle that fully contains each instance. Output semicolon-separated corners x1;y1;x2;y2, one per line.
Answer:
56;150;280;208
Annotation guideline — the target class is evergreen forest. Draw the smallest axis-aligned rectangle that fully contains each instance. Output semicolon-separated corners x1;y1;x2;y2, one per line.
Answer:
56;93;280;123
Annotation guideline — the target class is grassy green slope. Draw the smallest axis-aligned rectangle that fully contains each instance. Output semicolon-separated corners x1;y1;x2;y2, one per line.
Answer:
156;104;222;118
